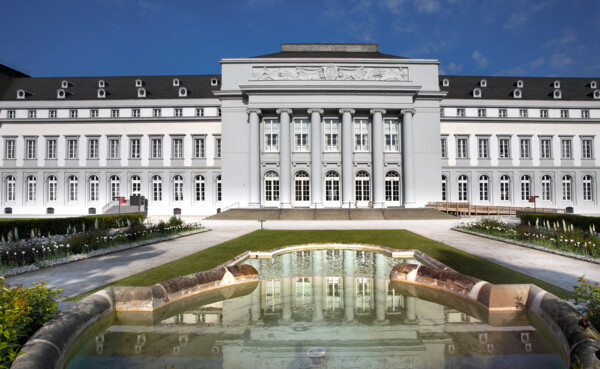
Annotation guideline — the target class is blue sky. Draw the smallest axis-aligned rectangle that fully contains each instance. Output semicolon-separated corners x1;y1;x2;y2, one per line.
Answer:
1;0;599;77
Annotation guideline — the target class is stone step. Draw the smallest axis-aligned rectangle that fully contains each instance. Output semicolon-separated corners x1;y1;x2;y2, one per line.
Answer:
207;207;455;220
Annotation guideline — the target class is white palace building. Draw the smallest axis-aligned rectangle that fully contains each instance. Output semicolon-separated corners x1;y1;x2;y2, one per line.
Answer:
0;43;599;216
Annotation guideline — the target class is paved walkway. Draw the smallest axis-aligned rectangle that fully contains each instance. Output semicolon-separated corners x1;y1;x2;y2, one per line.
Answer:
6;218;599;302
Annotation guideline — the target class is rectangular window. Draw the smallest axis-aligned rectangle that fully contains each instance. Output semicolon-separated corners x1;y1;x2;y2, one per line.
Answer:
582;139;593;159
478;138;489;159
49;110;57;118
354;119;369;151
46;139;57;159
499;109;507;118
132;109;140;118
457;109;465;117
215;138;222;158
109;138;120;159
540;138;552;159
440;108;445;117
88;139;99;159
194;137;205;158
130;138;140;159
384;119;398;151
540;109;548;118
67;139;78;159
478;109;486;117
561;139;572;159
324;119;339;152
175;108;182;117
561;109;569;118
294;119;309;151
519;109;528;118
440;138;447;158
7;110;15;119
91;109;99;118
153;109;161;117
457;138;468;158
5;139;15;159
28;110;36;119
111;109;119;118
520;138;530;159
264;119;279;152
196;108;203;117
582;110;590;119
151;138;162;158
499;138;510;158
26;139;36;159
70;110;78;118
173;138;183;158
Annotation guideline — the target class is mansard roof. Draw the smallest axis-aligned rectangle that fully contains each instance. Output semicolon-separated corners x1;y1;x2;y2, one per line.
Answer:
0;74;221;101
440;75;599;101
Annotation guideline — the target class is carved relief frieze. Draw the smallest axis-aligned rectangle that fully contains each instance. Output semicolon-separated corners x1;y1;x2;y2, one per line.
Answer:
252;65;409;82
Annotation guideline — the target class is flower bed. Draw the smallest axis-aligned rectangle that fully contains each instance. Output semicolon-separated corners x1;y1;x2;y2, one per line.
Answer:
456;217;600;260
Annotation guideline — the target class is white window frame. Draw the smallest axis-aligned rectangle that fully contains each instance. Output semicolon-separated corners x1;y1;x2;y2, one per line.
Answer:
152;175;162;201
456;137;468;159
478;138;489;159
89;175;99;202
583;175;593;201
384;119;398;152
499;137;511;159
479;175;489;201
70;110;78;118
294;119;310;152
67;138;78;159
129;138;141;159
47;176;57;202
46;138;57;160
195;175;205;202
561;109;569;118
5;139;15;159
354;119;369;152
6;176;16;202
27;176;37;202
264;119;279;152
440;137;447;158
173;175;184;201
172;137;184;159
26;139;37;159
193;137;205;158
541;175;552;201
520;175;531;201
68;175;78;202
324;119;340;152
561;138;572;159
500;175;511;201
540;138;552;159
151;138;163;159
109;138;120;159
499;109;507;118
582;138;593;159
458;175;468;201
562;175;572;201
540;109;548;118
519;138;531;159
215;137;222;158
88;138;99;159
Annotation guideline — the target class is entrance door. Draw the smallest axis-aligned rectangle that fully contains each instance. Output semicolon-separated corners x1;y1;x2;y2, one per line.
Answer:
294;170;310;207
385;171;401;207
264;171;280;207
324;171;340;207
355;171;370;207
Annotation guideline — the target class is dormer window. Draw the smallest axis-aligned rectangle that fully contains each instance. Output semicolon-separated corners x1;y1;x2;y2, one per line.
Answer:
172;78;180;87
211;78;219;86
591;81;597;89
442;78;450;87
553;80;560;89
137;87;146;98
16;89;26;99
97;89;106;98
178;87;188;97
135;79;143;87
513;88;522;99
516;80;524;88
480;79;487;87
98;80;105;88
473;88;482;98
594;90;600;99
57;89;66;99
553;89;562;99
61;80;70;88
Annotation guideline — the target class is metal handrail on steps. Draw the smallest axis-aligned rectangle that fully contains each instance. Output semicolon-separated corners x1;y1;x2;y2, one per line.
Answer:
221;202;240;212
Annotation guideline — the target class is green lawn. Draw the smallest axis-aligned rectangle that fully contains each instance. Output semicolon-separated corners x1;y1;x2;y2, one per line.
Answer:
68;229;571;301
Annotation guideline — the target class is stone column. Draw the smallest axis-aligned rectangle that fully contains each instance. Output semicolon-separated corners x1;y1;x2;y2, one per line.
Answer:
277;109;293;208
281;253;292;324
312;250;324;322
247;109;262;208
343;249;355;323
340;109;355;208
308;109;324;208
371;109;386;208
401;109;416;208
374;253;388;324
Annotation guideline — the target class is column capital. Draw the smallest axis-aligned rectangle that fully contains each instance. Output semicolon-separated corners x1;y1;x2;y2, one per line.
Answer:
276;108;293;115
339;108;356;115
400;108;416;116
370;108;387;115
247;108;262;116
307;108;324;115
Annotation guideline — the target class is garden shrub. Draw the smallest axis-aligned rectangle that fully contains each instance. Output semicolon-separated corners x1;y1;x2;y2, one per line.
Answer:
520;213;600;233
0;277;62;369
573;276;600;330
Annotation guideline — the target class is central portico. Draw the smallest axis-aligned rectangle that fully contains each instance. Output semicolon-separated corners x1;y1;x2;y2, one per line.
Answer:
217;43;444;209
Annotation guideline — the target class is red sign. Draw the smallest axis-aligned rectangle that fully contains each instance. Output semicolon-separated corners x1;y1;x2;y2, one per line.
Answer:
115;196;126;204
528;196;538;203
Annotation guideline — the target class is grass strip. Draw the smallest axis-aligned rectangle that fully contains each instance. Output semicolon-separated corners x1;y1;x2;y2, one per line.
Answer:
67;229;571;301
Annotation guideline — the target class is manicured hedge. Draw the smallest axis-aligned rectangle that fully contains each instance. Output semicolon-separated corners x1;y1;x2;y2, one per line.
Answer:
520;212;600;231
0;214;146;240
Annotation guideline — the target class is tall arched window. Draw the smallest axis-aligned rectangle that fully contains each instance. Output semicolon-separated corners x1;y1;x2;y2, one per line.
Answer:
152;175;162;201
27;176;37;202
173;175;184;201
131;175;141;196
542;175;552;201
561;175;572;201
195;175;205;201
294;171;310;202
89;175;99;202
520;175;531;201
583;175;593;201
216;175;222;202
325;171;340;202
47;175;57;202
6;176;16;202
68;175;78;202
441;175;447;201
355;171;370;202
458;175;468;201
385;171;400;202
264;171;279;205
500;175;510;201
479;175;489;201
110;175;120;201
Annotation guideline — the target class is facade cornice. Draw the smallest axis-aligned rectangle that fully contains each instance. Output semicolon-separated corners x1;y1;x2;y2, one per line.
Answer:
440;117;600;123
0;99;220;109
0;117;222;124
441;99;600;108
220;58;440;65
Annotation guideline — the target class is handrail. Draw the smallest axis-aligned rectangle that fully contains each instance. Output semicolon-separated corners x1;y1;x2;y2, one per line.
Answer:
221;202;240;212
102;200;119;213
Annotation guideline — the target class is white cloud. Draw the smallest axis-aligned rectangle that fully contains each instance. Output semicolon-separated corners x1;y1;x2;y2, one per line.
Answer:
416;0;440;13
529;57;545;69
383;0;404;13
550;53;573;68
472;50;490;69
543;29;576;49
137;0;164;13
503;0;553;30
447;62;463;73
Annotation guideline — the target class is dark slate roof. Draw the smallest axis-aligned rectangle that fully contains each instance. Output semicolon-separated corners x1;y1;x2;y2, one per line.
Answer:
0;64;30;99
0;74;221;101
440;75;599;101
253;51;406;59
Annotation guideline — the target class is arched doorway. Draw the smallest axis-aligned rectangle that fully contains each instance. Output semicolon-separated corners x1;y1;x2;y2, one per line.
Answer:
264;171;280;207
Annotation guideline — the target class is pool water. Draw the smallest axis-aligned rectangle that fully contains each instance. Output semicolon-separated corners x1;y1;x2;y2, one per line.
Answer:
63;249;566;369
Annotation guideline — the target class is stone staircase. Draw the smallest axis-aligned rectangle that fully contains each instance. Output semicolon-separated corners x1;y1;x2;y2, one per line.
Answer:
206;208;456;220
